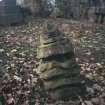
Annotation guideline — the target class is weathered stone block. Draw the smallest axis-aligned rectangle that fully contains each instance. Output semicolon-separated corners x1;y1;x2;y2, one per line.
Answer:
37;23;86;101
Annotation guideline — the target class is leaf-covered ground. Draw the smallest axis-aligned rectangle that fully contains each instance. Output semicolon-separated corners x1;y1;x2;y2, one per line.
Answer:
0;18;105;105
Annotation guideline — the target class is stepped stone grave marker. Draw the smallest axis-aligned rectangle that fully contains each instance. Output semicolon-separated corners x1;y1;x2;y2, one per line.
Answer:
37;23;86;101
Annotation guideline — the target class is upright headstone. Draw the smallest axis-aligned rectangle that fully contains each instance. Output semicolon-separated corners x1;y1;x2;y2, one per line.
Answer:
16;0;41;16
94;0;105;23
37;23;86;101
0;0;23;26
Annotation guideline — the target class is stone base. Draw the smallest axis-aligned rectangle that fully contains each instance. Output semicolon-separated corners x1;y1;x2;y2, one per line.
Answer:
49;85;86;101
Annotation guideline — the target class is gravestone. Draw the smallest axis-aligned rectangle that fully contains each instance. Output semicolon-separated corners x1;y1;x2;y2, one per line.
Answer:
16;0;41;15
94;0;105;23
0;0;23;25
37;23;86;101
